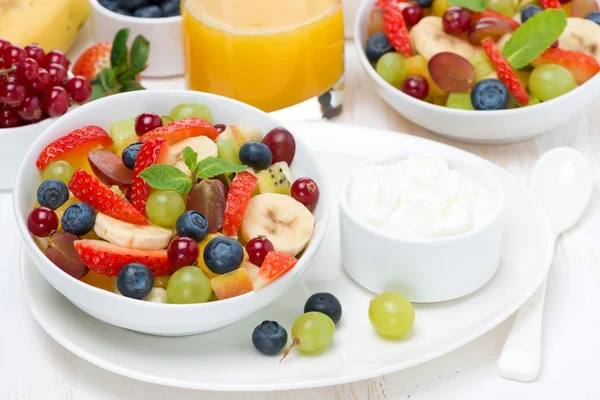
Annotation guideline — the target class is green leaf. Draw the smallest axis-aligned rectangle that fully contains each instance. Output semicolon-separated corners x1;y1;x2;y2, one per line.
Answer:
119;35;150;82
182;146;198;173
90;83;106;101
502;9;567;69
120;80;145;92
97;68;117;92
110;28;130;70
195;157;247;180
139;165;192;194
447;0;486;12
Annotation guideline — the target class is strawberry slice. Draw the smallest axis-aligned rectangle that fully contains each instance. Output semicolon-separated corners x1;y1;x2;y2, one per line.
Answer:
131;138;171;215
36;126;113;170
222;171;258;237
481;37;530;106
139;118;219;144
254;251;298;290
383;1;413;58
531;48;600;85
72;42;111;81
69;169;149;225
74;240;173;277
540;0;561;9
375;0;408;7
471;10;520;29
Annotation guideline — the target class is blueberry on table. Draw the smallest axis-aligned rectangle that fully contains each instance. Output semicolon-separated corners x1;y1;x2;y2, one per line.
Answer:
252;321;288;355
304;292;342;324
100;0;132;15
121;142;143;170
117;263;154;299
116;0;149;12
176;210;208;242
37;179;69;210
470;79;509;111
366;32;393;63
239;141;273;171
520;5;542;24
585;12;600;26
134;5;163;18
203;236;244;274
61;202;96;236
161;0;180;17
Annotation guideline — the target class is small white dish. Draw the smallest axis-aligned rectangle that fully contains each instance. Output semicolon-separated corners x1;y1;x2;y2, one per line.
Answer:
353;0;600;144
339;153;505;302
13;90;330;336
89;0;183;78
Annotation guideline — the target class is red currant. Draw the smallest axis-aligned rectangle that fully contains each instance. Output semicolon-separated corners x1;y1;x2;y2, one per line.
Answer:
402;3;424;28
0;39;11;54
45;50;70;69
0;105;21;128
214;124;226;133
17;96;42;121
41;86;70;118
2;45;26;66
27;207;58;237
0;81;26;106
47;63;68;86
6;71;19;83
29;68;52;95
167;237;199;268
16;58;39;82
402;75;429;100
135;112;163;136
291;177;320;207
442;7;471;34
24;44;46;65
66;76;92;103
246;236;275;266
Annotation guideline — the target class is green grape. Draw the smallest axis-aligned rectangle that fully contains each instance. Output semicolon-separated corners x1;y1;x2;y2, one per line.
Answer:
169;103;212;123
146;190;186;227
446;93;474;110
487;0;516;17
217;139;242;165
368;292;415;338
469;51;495;82
526;95;540;107
41;161;75;184
529;64;576;102
161;115;174;125
506;95;520;109
375;52;407;86
167;266;212;304
109;119;137;152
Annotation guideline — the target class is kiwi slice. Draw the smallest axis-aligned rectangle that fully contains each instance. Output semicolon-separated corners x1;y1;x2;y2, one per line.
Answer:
257;162;294;195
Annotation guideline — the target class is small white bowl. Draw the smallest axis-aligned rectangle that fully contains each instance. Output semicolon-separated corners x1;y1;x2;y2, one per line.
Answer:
354;0;600;144
13;90;330;336
89;0;183;78
339;152;505;302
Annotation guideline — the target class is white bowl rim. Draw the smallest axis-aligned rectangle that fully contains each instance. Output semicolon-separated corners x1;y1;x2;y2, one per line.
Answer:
14;89;331;310
89;0;182;25
339;151;505;244
353;0;600;116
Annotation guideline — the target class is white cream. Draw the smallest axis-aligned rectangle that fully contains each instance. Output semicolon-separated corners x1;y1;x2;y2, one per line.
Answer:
348;155;498;240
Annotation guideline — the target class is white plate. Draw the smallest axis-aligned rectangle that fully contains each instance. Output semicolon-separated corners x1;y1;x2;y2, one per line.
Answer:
19;122;554;391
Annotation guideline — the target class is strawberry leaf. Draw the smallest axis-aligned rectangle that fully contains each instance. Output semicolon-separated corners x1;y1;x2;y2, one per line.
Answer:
111;28;130;71
195;157;247;180
120;80;145;92
130;35;150;72
97;68;117;92
139;164;193;193
448;0;486;12
90;83;106;101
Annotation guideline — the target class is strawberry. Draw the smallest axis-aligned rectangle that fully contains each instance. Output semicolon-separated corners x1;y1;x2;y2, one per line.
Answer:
254;251;298;290
222;171;258;237
139;118;219;144
72;42;111;81
540;0;561;9
383;1;413;58
74;240;173;277
131;138;171;214
471;10;521;29
69;169;149;226
36;126;113;170
375;0;408;7
481;37;530;106
531;48;600;84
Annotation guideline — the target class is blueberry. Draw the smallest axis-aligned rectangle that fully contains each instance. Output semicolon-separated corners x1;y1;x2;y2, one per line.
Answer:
239;142;273;171
471;79;509;111
304;292;342;324
252;321;288;355
161;0;180;17
203;236;244;274
414;0;432;8
176;211;208;242
134;5;163;17
116;0;149;12
61;203;96;236
117;263;154;299
122;142;143;170
365;33;393;63
585;11;600;26
521;5;542;24
37;180;69;210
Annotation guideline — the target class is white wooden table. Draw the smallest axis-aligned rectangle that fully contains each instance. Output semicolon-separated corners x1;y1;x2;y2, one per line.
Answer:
2;31;600;399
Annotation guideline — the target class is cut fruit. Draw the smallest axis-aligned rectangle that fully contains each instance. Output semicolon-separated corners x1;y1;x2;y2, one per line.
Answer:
241;260;260;281
93;212;173;251
446;93;475;110
216;125;247;148
471;10;521;29
383;1;413;57
531;47;600;84
405;55;446;96
257;161;294;196
211;268;254;300
87;149;133;188
139;118;219;144
571;0;599;18
541;0;561;8
428;52;476;92
187;180;227;234
169;136;218;177
254;252;298;290
368;7;385;36
222;172;258;237
217;140;242;165
469;51;496;82
108;119;137;153
131;138;171;215
467;18;516;45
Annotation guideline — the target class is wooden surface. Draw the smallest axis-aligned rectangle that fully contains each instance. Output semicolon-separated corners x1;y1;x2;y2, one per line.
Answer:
2;38;600;399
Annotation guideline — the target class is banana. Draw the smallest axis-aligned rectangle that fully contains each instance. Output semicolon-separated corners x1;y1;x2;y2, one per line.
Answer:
94;213;173;251
217;125;263;143
240;193;315;256
409;17;478;61
169;136;218;177
558;18;600;62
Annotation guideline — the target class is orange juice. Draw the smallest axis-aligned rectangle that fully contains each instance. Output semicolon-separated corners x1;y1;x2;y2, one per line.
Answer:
182;0;345;112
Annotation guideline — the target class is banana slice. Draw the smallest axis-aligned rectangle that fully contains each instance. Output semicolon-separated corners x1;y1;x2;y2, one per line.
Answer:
240;193;315;256
94;213;173;251
410;17;477;61
169;136;218;177
559;18;600;62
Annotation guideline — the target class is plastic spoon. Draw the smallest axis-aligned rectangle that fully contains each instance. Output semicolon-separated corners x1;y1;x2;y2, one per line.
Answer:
498;147;593;382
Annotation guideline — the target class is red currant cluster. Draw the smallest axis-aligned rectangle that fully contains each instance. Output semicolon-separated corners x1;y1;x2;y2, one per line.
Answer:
0;39;92;129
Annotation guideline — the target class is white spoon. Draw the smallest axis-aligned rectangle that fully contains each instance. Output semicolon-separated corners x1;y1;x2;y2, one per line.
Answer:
498;147;593;382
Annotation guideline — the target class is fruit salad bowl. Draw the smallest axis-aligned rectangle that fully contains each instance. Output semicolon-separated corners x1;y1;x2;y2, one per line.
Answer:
13;90;330;336
354;0;600;144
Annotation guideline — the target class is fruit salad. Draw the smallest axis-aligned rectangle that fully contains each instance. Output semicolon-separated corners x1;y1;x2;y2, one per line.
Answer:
366;0;600;110
27;103;320;304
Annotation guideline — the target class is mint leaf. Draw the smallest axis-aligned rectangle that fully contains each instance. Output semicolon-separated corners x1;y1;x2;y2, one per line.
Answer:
195;157;247;179
502;9;567;69
111;28;130;70
182;146;198;173
448;0;485;12
139;164;192;193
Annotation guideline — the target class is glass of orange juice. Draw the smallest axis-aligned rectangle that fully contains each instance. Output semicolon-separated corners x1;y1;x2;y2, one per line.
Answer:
182;0;345;120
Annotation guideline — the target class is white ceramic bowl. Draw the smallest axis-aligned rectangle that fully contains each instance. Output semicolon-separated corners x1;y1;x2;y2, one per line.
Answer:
13;90;330;336
339;152;505;302
354;0;600;144
89;0;183;78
